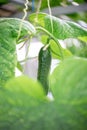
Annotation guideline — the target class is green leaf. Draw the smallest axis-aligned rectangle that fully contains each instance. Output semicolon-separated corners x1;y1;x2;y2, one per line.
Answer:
17;61;23;72
41;35;72;59
0;76;61;130
78;36;87;43
0;83;62;130
5;76;45;99
0;40;16;87
45;15;87;39
51;56;87;101
0;18;36;40
0;18;36;87
29;13;87;39
0;76;47;130
29;13;46;27
0;73;87;129
50;57;87;129
50;39;72;59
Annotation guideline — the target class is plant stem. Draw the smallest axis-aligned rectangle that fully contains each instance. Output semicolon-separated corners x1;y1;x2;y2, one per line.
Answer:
36;26;64;60
36;0;42;13
36;0;42;20
17;0;29;40
19;56;37;63
47;0;53;34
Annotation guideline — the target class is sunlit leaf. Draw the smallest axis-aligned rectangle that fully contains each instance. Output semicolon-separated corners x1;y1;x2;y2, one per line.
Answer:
29;13;87;40
78;36;87;43
29;13;46;27
45;15;87;39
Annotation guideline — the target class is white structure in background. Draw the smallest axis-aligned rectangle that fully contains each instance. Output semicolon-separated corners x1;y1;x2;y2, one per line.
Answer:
16;38;42;78
16;38;59;79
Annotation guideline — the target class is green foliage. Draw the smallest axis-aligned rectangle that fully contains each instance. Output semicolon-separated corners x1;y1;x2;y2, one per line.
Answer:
0;18;36;87
0;0;9;4
79;36;87;43
0;7;87;129
74;0;85;3
17;61;23;72
29;13;46;26
45;15;87;39
66;40;87;58
29;13;87;39
29;13;87;59
51;57;87;101
67;12;87;23
0;18;36;40
0;76;47;130
41;35;72;59
50;57;87;130
0;57;87;129
36;0;62;10
0;77;59;130
36;0;84;10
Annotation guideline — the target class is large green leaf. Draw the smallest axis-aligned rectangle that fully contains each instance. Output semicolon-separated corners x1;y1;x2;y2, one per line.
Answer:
0;18;36;87
29;13;87;39
0;76;55;130
0;72;87;130
50;57;87;100
29;13;87;59
50;57;87;129
0;76;43;129
45;15;87;39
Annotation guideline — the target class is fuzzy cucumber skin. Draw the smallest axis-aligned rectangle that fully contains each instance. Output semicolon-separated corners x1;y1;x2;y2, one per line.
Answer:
37;45;51;94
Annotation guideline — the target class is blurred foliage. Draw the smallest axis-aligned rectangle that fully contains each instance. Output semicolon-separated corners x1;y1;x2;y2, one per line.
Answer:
33;0;87;25
0;0;9;5
65;39;87;58
67;12;87;23
34;0;85;10
74;0;85;3
40;0;62;9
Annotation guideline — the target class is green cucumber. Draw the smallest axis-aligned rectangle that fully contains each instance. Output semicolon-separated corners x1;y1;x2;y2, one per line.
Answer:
37;45;51;94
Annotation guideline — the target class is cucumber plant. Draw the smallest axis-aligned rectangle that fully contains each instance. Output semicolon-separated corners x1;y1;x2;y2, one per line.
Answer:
0;9;87;130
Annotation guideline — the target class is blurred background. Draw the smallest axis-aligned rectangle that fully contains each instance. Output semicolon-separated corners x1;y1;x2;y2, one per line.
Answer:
0;0;87;78
0;0;87;21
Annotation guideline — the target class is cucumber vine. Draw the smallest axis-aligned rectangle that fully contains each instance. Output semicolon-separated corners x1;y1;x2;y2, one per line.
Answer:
0;0;87;129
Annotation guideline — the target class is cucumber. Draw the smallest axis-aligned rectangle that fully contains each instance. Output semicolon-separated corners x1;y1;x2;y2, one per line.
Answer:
37;45;51;94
